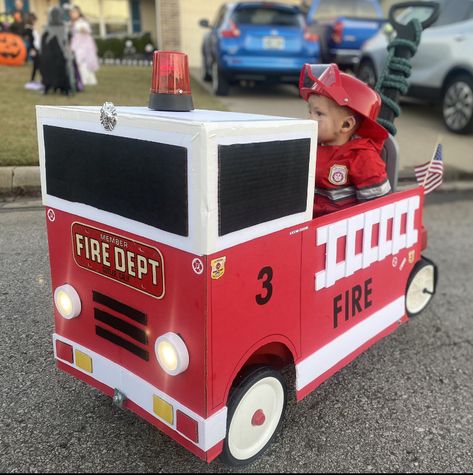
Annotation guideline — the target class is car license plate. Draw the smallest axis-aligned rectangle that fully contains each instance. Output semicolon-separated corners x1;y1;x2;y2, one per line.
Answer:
263;36;285;50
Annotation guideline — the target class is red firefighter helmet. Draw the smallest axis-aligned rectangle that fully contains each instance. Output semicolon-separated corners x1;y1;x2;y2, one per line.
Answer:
299;63;388;141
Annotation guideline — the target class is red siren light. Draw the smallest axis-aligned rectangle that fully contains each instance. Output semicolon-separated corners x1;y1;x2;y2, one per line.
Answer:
149;50;194;112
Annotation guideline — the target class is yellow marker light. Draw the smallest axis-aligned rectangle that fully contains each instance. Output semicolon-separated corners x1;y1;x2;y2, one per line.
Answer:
155;333;189;376
75;350;93;373
153;395;174;425
54;284;81;319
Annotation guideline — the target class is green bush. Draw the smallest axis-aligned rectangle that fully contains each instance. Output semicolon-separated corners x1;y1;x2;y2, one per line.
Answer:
95;32;155;59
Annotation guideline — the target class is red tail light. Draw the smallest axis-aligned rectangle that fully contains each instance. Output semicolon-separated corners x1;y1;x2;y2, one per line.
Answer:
331;21;344;44
149;50;194;111
220;19;240;38
304;28;319;42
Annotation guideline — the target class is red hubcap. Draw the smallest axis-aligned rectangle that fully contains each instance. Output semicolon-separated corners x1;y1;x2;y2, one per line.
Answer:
251;409;266;426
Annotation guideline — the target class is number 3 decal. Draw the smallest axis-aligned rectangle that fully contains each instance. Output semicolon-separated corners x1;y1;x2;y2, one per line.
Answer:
256;266;273;305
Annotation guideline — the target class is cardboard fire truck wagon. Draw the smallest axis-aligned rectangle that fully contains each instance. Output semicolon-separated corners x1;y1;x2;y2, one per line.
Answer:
37;52;437;467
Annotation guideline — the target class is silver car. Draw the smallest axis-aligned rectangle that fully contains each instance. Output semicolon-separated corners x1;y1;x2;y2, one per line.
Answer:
356;0;473;134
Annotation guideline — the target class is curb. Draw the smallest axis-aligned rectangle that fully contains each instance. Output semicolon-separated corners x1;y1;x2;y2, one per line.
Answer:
2;166;473;197
0;166;41;195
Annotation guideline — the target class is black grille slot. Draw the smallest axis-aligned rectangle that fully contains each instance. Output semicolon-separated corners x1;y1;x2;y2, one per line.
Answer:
93;291;147;325
93;291;149;361
94;308;148;345
96;327;149;361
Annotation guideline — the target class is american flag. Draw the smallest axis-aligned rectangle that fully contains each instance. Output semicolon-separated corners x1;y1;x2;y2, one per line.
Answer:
415;143;444;194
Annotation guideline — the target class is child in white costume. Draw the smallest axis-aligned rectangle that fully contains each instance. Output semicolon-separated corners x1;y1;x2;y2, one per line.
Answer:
69;5;99;86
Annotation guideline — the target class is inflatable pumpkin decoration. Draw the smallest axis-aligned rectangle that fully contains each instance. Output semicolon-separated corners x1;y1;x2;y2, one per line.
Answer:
0;32;27;66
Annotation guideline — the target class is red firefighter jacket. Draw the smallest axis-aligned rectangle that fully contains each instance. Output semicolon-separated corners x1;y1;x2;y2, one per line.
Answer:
314;137;391;217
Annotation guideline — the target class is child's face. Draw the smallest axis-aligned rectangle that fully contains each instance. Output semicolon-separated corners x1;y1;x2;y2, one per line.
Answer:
308;94;352;146
70;8;80;21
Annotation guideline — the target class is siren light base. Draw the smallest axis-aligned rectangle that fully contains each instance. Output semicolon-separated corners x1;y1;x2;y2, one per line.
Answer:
149;92;194;112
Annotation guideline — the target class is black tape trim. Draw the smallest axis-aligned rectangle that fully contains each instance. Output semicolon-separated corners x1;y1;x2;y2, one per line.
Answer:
94;308;148;345
95;326;149;361
92;291;147;325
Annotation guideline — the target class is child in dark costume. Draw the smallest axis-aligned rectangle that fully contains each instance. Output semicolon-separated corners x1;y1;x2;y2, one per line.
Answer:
39;6;76;95
24;12;42;89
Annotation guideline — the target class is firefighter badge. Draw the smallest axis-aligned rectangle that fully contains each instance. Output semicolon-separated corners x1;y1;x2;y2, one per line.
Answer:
328;164;348;185
211;257;226;280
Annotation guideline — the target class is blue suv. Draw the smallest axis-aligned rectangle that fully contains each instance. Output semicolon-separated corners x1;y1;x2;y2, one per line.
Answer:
199;2;321;96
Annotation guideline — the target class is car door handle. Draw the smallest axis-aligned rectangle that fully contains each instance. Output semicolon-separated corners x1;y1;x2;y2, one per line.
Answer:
454;34;465;42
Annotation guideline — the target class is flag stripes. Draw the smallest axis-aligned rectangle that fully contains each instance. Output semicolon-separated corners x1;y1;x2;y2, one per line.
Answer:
414;143;444;194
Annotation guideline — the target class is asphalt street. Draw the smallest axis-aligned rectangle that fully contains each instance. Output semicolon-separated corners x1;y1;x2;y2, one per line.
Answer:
0;191;472;473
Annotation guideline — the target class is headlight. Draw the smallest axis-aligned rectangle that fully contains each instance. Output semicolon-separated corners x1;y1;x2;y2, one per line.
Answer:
54;284;81;319
155;332;189;376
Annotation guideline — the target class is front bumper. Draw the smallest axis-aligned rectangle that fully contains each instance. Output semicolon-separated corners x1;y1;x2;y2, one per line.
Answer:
53;333;227;453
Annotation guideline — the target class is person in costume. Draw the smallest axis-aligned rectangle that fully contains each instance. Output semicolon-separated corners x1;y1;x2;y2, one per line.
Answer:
39;6;76;95
8;0;26;36
69;5;99;86
23;12;42;89
300;63;391;217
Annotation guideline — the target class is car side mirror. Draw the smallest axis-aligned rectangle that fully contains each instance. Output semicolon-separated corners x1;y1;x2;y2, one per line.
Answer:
199;19;210;28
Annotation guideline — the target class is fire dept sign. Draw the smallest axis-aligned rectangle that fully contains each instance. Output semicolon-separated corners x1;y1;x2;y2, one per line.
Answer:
72;223;165;299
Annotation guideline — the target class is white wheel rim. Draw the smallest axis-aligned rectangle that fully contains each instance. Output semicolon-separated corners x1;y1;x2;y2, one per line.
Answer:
228;376;284;461
406;265;434;315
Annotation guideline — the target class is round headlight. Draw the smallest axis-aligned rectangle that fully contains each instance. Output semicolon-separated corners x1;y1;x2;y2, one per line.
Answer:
155;332;189;376
54;284;81;319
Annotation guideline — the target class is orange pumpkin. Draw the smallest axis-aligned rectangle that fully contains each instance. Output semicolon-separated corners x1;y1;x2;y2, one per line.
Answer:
0;32;27;66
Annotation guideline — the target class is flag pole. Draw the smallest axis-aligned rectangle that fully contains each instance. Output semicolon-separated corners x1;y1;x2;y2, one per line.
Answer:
422;135;442;188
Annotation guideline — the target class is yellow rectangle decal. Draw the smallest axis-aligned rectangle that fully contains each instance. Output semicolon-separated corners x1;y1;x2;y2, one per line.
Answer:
153;395;173;425
75;350;93;373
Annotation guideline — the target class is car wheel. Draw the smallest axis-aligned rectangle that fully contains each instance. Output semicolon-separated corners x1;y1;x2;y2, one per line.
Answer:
357;59;377;89
220;366;287;467
442;74;473;134
211;62;230;96
405;257;437;318
201;53;211;82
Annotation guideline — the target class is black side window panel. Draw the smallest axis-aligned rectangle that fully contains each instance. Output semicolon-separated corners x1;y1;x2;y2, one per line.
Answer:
218;139;310;236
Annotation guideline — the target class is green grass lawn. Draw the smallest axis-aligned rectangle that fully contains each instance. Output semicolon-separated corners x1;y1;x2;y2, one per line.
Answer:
0;64;227;167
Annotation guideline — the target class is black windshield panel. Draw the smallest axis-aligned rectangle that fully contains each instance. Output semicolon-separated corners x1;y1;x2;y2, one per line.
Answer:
44;125;188;236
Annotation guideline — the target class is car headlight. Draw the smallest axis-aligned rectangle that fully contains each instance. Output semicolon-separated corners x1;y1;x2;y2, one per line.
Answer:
155;332;189;376
54;284;81;319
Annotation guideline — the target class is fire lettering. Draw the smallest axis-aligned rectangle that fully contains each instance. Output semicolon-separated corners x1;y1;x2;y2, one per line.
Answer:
315;196;420;290
75;234;111;267
72;223;165;299
114;247;160;283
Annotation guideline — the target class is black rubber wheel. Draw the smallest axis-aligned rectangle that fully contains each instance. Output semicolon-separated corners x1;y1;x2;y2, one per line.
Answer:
357;58;377;89
442;74;473;134
201;53;211;82
211;61;230;96
405;257;438;318
220;366;287;467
